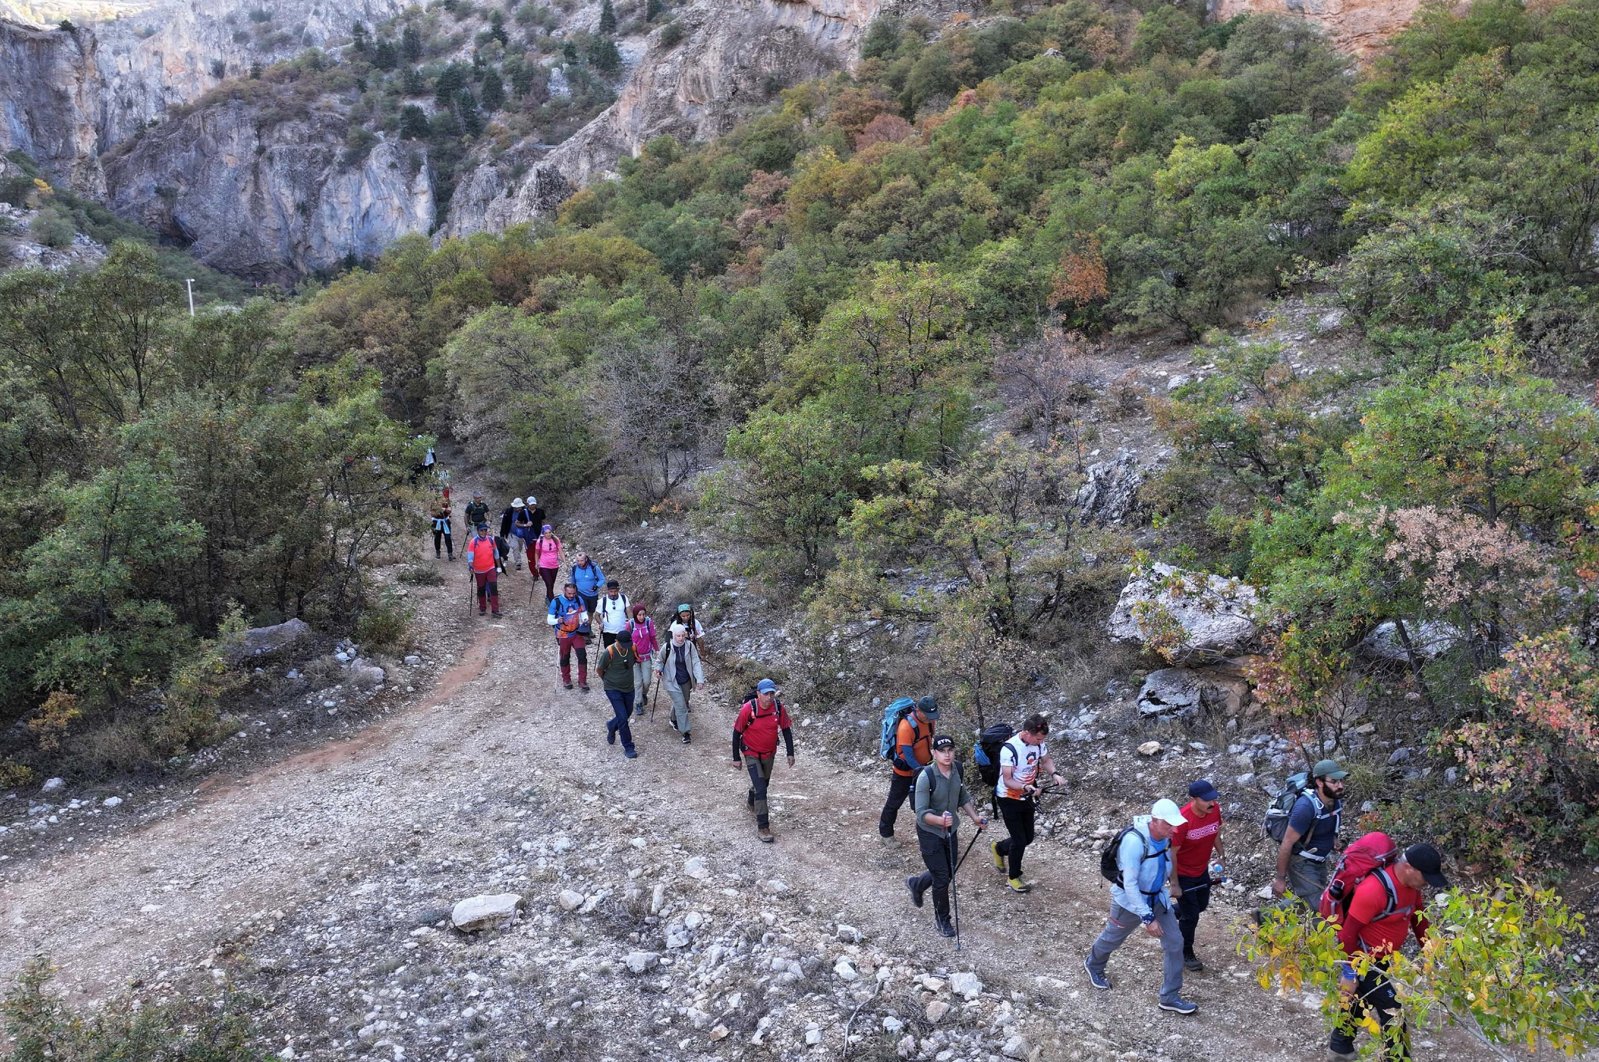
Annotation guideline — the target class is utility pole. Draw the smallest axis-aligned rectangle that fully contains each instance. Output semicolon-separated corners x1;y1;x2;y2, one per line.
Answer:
185;278;195;317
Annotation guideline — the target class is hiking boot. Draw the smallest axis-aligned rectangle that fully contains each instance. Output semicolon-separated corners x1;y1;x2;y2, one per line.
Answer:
990;841;1005;872
682;732;691;744
1158;998;1198;1016
563;682;574;690
757;827;774;843
491;611;502;618
606;721;616;746
1083;957;1111;991
479;608;487;616
1183;955;1204;973
905;875;925;908
624;747;638;759
935;916;956;938
1327;1047;1356;1060
1006;877;1032;894
579;683;590;693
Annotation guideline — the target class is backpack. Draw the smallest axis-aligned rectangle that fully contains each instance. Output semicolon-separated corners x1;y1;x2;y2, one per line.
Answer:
876;697;920;763
1262;770;1312;844
1099;825;1163;891
972;723;1016;790
1319;831;1403;924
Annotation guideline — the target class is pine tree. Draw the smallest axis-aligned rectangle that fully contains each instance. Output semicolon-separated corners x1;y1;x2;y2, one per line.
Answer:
489;10;509;45
598;0;617;34
457;88;483;135
402;24;423;60
372;38;399;70
645;0;663;22
587;34;620;73
399;104;430;139
352;21;369;53
562;40;579;65
480;69;506;112
436;63;468;107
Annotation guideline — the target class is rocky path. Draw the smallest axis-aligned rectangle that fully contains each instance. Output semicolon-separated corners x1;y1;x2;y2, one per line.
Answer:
0;522;1500;1061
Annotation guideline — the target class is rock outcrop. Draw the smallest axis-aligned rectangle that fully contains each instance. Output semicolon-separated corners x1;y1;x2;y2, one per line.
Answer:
1208;0;1429;59
0;19;104;193
1107;563;1261;664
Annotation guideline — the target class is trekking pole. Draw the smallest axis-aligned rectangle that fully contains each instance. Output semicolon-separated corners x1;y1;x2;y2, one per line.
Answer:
947;832;962;952
953;830;983;874
649;677;661;721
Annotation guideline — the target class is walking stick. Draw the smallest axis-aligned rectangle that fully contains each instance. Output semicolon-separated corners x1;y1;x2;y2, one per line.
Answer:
947;832;962;952
466;568;473;615
953;829;983;874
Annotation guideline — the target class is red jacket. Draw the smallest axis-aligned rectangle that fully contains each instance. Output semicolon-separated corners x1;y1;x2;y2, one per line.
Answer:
733;698;792;758
1336;868;1429;957
466;536;498;574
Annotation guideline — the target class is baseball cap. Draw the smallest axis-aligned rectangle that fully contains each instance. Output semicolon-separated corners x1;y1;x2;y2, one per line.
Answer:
541;523;553;532
617;629;632;642
917;695;939;718
1152;798;1187;826
677;603;693;613
527;495;537;506
475;522;488;531
1312;759;1349;780
1188;779;1220;802
756;679;778;694
1404;844;1449;888
931;735;955;751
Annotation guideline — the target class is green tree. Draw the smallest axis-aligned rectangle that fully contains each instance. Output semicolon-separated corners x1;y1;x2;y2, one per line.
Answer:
598;0;617;35
480;69;505;111
401;23;423;60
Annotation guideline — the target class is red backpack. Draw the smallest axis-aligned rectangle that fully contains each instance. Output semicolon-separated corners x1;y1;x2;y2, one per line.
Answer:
1319;831;1401;924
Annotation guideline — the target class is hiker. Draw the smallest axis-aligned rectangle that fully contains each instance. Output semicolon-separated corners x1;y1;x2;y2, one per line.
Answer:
596;628;640;759
905;734;986;938
533;525;563;604
672;603;706;650
656;623;705;743
465;523;502;617
499;498;536;570
1084;798;1199;1016
1170;779;1226;972
731;679;794;843
522;494;546;536
990;714;1063;893
878;696;939;841
627;603;659;716
572;552;605;613
430;496;454;561
594;579;631;648
547;581;591;692
1271;758;1347;911
1328;843;1448;1060
464;492;489;531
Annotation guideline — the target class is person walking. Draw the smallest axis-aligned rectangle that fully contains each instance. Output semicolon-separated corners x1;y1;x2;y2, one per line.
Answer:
594;579;631;648
1270;758;1348;912
1084;798;1199;1015
465;522;502;617
878;696;939;841
731;679;794;843
499;498;535;570
430;496;454;561
656;624;704;743
627;603;659;717
672;603;706;650
990;714;1063;894
547;581;592;692
572;552;605;614
905;735;986;938
1170;779;1226;972
1328;844;1449;1060
521;494;546;533
464;492;489;531
597;628;640;759
532;525;563;604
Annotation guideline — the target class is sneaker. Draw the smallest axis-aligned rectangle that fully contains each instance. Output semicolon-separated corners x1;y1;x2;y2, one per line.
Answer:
564;682;574;690
935;917;956;938
1006;877;1032;894
669;717;679;732
990;841;1005;873
491;611;502;618
1083;957;1111;991
1183;956;1204;973
606;722;616;746
905;875;925;909
579;684;590;693
682;732;691;744
1158;998;1198;1016
624;747;638;759
1327;1046;1356;1060
479;608;487;616
757;827;774;843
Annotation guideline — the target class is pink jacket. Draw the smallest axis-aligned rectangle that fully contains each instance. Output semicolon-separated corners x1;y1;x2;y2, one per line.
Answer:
629;616;659;657
534;534;562;570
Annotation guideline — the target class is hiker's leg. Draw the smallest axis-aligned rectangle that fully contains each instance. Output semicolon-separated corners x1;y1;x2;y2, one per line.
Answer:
1363;966;1410;1061
746;756;773;828
433;529;443;556
604;690;625;737
1087;902;1137;975
579;592;597;615
1286;855;1328;912
558;635;573;684
879;771;914;838
540;567;557;602
632;661;651;712
1154;904;1186;1005
443;532;452;560
601;631;617;648
1006;799;1036;877
995;797;1025;867
617;690;635;750
475;572;488;610
573;636;588;686
1176;875;1208;957
667;687;688;730
487;575;500;615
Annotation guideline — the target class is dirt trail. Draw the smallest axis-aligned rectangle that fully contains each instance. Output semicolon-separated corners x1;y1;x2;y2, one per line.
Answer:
0;526;1501;1061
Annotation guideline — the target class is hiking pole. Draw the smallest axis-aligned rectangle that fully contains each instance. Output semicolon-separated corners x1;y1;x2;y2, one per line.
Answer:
953;829;983;874
649;677;661;722
947;832;962;952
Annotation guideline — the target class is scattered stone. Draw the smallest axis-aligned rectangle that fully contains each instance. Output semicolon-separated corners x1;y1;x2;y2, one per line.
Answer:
805;1028;823;1047
102;796;123;808
624;950;659;974
709;1025;729;1041
949;971;982;1000
836;924;862;943
450;893;521;933
833;958;857;981
925;1000;951;1023
683;856;710;880
1002;1035;1032;1060
1137;669;1201;718
40;777;64;794
348;661;386;689
556;890;584;912
223;618;312;665
1137;741;1162;757
403;655;422;666
883;1016;903;1034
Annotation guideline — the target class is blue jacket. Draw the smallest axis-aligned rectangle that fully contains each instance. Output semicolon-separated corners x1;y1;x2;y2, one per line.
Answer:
572;560;605;598
1110;816;1172;920
547;593;589;634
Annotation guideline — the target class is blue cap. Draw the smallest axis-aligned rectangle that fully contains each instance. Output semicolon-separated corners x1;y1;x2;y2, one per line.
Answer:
756;679;778;694
1188;779;1220;801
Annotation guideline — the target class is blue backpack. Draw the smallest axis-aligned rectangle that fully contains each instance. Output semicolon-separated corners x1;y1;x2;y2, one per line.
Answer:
876;697;919;763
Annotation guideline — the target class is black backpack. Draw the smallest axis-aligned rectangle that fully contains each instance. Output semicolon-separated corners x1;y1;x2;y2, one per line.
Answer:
973;723;1015;790
1099;825;1162;890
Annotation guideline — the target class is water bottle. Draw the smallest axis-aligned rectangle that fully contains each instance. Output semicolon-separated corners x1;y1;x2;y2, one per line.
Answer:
1209;861;1228;884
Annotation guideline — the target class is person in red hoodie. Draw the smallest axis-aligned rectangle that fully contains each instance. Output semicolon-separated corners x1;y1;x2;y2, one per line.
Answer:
1329;843;1449;1061
731;679;795;843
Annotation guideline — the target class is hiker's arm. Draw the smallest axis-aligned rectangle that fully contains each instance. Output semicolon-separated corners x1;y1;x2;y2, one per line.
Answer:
959;798;984;829
897;733;923;770
1273;825;1303;890
1118;836;1154;920
1337;884;1381;956
1167;840;1183;897
780;726;794;760
1038;752;1063;786
913;773;937;829
1213;823;1225;865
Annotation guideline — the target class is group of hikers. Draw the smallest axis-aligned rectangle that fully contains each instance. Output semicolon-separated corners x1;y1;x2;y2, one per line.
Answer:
426;487;1448;1060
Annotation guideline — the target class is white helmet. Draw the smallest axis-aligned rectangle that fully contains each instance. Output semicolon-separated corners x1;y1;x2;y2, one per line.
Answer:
512;498;525;507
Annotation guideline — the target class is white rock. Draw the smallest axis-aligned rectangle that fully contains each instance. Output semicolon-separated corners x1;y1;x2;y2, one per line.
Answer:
683;857;710;880
950;971;982;1000
833;959;857;981
805;1028;823;1046
40;777;64;793
883;1016;904;1034
925;1000;951;1023
450;893;521;932
556;890;584;912
1106;562;1260;663
1003;1035;1032;1060
836;923;862;943
709;1025;729;1041
403;655;422;666
1358;620;1463;663
1137;741;1162;757
624;950;659;974
102;796;123;808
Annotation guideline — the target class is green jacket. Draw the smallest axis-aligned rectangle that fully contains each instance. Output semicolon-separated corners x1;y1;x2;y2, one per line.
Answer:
597;642;637;693
913;763;970;839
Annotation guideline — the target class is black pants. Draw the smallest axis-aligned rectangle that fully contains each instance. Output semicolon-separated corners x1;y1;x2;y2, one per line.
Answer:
995;796;1035;877
433;529;453;558
601;631;619;648
1330;963;1410;1060
912;828;955;922
1175;874;1212;957
578;592;598;615
746;755;774;828
879;771;916;837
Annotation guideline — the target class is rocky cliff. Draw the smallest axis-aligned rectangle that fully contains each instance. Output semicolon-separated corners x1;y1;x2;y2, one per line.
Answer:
1209;0;1429;58
0;19;104;193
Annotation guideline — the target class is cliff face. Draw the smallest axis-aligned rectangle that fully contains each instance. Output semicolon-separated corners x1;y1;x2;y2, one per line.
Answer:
104;100;434;283
1208;0;1429;59
0;20;104;193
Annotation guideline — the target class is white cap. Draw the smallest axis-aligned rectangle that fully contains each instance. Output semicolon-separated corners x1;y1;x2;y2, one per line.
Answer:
512;498;525;507
1151;798;1187;826
527;495;537;506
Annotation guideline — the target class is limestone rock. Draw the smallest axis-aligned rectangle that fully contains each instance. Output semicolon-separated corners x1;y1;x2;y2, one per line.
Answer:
949;971;982;1000
1107;563;1261;664
222;618;311;665
624;950;659;974
556;890;584;912
40;777;64;793
925;1000;951;1023
1074;451;1147;526
1358;620;1463;664
1138;669;1202;718
1137;741;1162;757
1210;0;1428;58
450;893;522;933
348;660;387;690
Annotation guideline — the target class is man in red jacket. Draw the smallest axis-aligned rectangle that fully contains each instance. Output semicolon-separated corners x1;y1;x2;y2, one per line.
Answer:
731;679;794;843
465;523;502;617
1329;843;1449;1061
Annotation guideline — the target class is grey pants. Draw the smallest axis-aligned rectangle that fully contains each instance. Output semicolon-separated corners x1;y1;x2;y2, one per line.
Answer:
667;684;691;733
1286;854;1330;910
1087;901;1185;1005
632;663;652;714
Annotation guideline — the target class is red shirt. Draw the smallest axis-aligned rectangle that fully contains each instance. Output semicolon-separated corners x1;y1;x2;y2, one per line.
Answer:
1170;801;1222;877
734;698;792;757
1336;869;1429;957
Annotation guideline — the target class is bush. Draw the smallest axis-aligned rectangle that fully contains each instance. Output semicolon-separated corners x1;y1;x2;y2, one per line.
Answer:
658;19;683;47
354;592;413;653
27;206;75;249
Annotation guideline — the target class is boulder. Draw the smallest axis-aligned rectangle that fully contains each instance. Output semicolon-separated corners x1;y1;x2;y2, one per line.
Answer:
624;950;660;974
1138;669;1202;718
1075;451;1146;526
949;971;983;1000
223;618;312;665
450;893;522;933
348;660;386;689
1359;621;1463;663
1107;563;1260;663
